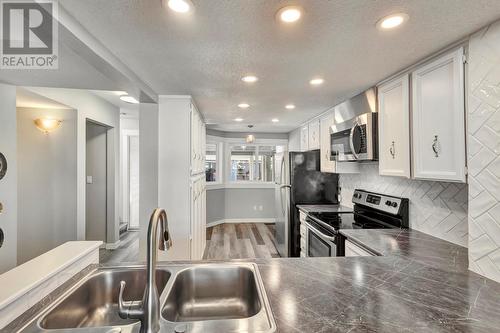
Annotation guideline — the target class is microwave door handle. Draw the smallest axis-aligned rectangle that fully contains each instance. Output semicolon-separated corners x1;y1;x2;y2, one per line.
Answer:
349;125;360;160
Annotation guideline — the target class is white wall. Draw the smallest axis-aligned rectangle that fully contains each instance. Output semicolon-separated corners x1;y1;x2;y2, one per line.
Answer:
139;104;159;260
339;163;468;247
17;107;77;264
24;87;121;245
0;84;17;273
467;21;500;283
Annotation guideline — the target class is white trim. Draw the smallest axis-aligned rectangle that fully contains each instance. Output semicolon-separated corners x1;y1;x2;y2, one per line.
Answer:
206;218;276;227
206;135;287;145
206;219;225;227
206;183;225;190
105;240;121;250
206;183;275;190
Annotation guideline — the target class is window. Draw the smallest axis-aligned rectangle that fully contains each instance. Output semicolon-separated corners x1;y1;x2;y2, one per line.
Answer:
205;143;218;182
229;145;276;182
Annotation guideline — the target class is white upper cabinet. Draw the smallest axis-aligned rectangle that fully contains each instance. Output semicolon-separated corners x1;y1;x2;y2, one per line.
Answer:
300;125;309;151
411;48;466;182
320;113;335;173
190;103;206;176
378;74;411;178
308;119;320;150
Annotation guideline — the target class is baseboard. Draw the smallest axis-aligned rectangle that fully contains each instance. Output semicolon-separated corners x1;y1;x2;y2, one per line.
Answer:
206;218;276;228
105;240;121;250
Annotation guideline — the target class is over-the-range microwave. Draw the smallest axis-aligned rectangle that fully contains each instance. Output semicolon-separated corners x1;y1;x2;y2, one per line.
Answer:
329;88;378;162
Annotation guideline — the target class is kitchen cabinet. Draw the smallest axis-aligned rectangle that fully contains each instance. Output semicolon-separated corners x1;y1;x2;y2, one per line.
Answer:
378;74;411;178
308;119;320;150
300;125;309;151
191;103;206;176
158;96;206;261
190;175;206;260
299;211;307;256
411;48;466;182
344;240;375;257
320;112;335;173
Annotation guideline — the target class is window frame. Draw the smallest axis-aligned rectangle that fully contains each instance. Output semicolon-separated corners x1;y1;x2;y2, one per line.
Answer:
205;140;223;186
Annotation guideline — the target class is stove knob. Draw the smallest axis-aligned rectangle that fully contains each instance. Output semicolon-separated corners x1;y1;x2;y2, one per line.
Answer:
391;202;398;208
385;200;392;206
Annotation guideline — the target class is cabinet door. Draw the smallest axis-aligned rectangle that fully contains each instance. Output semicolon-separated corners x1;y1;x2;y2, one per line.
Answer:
320;113;336;173
191;109;198;175
411;48;466;182
378;74;411;178
300;125;309;151
308;120;320;150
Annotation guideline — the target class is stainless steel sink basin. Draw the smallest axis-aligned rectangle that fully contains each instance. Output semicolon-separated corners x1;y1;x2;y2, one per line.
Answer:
22;263;275;333
39;268;171;329
162;265;261;322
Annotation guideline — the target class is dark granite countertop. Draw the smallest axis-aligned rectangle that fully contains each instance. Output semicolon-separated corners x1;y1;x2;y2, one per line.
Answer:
296;204;354;214
8;230;500;333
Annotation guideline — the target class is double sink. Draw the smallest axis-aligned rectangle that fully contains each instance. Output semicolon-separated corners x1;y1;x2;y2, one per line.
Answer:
21;263;276;333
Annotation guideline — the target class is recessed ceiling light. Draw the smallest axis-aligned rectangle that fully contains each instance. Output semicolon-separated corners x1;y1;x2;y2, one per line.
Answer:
285;104;295;109
272;118;279;123
120;95;139;104
238;103;250;108
376;13;409;30
167;0;193;13
234;117;244;122
310;78;324;86
277;6;302;23
241;75;258;83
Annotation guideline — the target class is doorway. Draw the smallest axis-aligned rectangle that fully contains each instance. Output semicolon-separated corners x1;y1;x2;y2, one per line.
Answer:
86;121;109;242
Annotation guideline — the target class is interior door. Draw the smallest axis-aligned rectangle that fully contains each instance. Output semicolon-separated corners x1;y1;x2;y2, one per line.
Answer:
86;122;108;242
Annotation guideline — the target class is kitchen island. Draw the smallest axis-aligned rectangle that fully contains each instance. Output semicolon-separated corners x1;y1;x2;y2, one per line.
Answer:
6;230;500;333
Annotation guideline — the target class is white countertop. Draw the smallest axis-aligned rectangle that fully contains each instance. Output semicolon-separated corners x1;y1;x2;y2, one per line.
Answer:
0;241;102;310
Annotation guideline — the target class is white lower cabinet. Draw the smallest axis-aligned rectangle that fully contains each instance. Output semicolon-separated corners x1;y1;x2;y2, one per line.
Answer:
411;48;466;182
344;240;374;257
378;74;411;178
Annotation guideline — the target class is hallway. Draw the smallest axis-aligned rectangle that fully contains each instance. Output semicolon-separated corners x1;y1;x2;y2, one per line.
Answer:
203;223;280;260
99;230;139;264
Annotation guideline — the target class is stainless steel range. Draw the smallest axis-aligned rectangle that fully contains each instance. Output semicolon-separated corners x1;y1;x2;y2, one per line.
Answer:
304;189;409;257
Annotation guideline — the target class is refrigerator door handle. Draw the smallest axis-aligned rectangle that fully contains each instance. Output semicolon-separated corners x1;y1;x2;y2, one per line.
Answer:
279;185;291;216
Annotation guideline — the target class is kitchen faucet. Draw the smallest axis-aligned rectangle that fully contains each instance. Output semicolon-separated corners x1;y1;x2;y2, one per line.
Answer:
118;208;172;333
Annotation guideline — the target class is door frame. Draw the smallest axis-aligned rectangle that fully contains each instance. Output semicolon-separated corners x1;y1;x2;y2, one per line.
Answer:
85;119;116;248
121;129;139;230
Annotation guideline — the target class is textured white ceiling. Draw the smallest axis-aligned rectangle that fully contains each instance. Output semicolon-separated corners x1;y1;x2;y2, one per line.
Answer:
60;0;500;132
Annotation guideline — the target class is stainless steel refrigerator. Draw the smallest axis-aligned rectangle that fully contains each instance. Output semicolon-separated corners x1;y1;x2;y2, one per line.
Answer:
275;149;339;257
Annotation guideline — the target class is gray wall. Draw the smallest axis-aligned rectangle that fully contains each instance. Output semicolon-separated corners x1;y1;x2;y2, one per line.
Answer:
24;87;120;244
139;103;159;260
0;84;17;273
17;107;77;264
207;188;276;223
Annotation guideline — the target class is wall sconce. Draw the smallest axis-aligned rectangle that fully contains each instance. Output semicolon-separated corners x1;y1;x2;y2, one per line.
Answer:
34;118;62;134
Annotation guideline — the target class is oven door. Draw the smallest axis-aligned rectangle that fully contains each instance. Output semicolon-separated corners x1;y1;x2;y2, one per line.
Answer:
305;220;337;257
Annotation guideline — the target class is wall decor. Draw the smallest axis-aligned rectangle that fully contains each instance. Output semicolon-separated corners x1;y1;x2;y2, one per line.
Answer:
0;152;6;180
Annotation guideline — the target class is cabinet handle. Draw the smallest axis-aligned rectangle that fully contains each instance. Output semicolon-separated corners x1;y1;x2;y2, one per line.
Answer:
432;135;439;157
389;141;396;159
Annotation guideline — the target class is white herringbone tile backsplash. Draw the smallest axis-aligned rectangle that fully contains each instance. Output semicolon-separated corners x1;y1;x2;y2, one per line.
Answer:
339;163;468;247
467;22;500;283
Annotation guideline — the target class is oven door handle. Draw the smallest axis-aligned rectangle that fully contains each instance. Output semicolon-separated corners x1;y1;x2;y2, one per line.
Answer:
304;221;336;241
349;124;360;160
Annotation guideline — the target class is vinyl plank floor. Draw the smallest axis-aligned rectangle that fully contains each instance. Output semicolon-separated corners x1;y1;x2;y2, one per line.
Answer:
203;223;280;260
99;230;140;264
